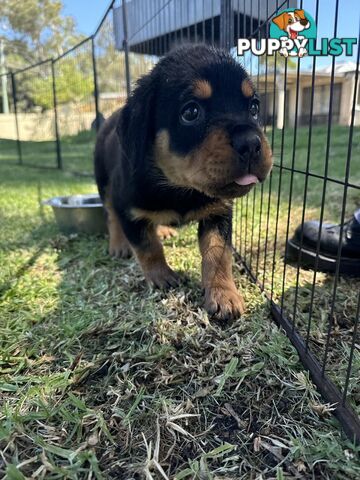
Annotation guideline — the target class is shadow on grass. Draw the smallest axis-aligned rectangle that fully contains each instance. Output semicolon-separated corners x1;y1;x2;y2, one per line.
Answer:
2;221;359;478
0;244;46;298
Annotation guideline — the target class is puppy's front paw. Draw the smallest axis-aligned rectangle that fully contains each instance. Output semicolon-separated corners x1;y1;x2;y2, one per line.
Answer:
145;264;180;289
157;225;177;240
204;285;245;321
109;242;133;259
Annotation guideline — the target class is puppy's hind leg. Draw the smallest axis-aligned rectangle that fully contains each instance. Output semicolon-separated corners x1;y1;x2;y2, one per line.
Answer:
120;215;180;289
157;225;177;240
105;200;132;258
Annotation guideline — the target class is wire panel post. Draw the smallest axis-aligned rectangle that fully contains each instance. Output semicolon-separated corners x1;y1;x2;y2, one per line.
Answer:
10;72;22;165
220;0;233;50
51;59;62;170
91;36;101;133
122;0;131;97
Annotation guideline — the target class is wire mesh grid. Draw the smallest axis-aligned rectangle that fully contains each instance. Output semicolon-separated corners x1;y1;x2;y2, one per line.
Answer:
11;61;57;168
53;38;96;174
0;73;19;165
232;0;360;442
94;9;127;120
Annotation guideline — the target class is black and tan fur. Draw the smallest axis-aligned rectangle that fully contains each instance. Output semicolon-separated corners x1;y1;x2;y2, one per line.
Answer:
94;45;272;320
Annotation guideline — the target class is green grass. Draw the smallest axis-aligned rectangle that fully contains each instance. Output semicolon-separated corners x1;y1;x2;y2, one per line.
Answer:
0;126;359;479
2;130;96;172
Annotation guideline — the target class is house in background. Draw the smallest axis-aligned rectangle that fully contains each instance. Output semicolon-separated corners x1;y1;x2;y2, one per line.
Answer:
258;62;360;129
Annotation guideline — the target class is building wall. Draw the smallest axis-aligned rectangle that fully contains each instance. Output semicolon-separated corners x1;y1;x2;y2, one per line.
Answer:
339;74;356;126
0;98;126;141
0;111;95;141
260;73;360;129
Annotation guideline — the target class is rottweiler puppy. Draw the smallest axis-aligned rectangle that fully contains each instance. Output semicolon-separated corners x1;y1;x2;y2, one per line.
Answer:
94;44;272;320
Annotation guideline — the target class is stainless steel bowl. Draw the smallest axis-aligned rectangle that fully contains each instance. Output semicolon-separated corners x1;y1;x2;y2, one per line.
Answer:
43;194;107;235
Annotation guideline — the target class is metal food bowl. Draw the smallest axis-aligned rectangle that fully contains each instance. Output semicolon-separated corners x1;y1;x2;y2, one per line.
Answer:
43;194;107;235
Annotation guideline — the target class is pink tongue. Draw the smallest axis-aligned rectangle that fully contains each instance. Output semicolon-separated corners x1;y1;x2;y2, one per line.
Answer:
234;174;259;186
290;29;297;39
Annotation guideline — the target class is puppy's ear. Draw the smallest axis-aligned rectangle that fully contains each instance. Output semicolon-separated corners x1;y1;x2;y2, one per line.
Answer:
272;12;288;31
295;9;306;20
116;72;157;170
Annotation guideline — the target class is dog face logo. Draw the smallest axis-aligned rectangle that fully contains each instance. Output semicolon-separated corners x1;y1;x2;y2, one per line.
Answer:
238;9;356;58
272;10;310;40
271;8;314;57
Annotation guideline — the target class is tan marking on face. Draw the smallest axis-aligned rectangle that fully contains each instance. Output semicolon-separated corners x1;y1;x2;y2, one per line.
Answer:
155;129;272;198
193;79;212;99
241;78;254;98
257;133;273;179
154;129;236;197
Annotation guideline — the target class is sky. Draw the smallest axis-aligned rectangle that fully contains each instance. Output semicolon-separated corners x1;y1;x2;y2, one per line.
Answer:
62;0;359;67
302;0;359;67
62;0;110;36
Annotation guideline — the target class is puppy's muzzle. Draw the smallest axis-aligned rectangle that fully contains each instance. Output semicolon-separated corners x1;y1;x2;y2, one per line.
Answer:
231;128;261;161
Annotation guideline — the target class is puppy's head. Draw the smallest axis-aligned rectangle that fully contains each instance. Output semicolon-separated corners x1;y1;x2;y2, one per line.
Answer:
272;10;310;38
121;45;272;199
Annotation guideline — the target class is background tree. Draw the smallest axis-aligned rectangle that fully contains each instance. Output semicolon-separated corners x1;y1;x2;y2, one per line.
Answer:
0;0;83;70
0;0;95;112
0;1;158;113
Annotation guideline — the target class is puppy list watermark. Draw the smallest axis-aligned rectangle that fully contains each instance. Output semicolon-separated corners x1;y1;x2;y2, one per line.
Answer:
237;8;357;58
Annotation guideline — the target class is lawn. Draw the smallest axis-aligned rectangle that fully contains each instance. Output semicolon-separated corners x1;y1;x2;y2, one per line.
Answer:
0;126;360;479
1;130;96;173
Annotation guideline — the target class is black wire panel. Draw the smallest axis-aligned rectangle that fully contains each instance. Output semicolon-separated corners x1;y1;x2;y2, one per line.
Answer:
11;61;57;169
0;73;19;165
53;38;95;174
231;0;360;443
94;6;128;125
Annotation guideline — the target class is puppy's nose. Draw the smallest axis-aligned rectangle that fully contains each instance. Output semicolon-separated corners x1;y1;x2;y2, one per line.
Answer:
300;18;308;26
231;131;261;158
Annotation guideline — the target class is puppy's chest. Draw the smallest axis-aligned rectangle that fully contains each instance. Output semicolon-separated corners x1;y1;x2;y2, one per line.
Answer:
130;200;231;226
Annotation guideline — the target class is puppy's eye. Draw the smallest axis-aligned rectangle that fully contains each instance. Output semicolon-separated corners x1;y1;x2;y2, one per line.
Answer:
180;102;201;125
250;100;259;119
288;18;293;24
